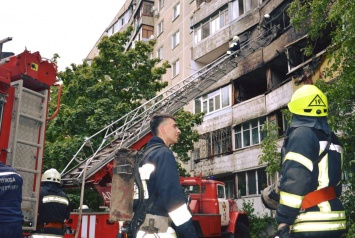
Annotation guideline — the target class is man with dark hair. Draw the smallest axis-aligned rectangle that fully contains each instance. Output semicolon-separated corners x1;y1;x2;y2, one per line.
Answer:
0;161;23;238
137;113;198;238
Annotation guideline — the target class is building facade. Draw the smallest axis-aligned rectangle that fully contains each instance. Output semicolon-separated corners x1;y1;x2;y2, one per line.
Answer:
87;0;330;216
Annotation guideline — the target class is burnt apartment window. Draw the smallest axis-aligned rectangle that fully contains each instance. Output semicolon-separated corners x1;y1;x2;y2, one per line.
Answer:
194;127;232;159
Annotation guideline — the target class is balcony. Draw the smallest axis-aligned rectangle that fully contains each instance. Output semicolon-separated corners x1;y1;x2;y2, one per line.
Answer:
193;80;293;174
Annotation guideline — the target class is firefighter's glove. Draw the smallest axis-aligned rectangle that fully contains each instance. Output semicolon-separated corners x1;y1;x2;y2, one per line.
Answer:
274;224;290;238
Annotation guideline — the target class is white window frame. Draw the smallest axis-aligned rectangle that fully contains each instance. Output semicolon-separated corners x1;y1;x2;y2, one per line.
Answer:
172;2;180;21
194;27;201;44
231;0;257;20
107;26;113;36
194;85;231;115
193;9;228;44
234;117;266;149
172;30;180;48
157;20;164;36
172;59;180;78
158;0;164;10
157;46;163;59
211;16;220;35
237;168;267;197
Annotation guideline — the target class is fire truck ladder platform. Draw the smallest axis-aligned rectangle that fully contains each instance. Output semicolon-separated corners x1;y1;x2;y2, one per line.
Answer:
61;27;276;187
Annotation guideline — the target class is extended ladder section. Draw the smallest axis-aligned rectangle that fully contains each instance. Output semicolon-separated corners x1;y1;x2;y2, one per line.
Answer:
61;27;276;187
7;80;48;231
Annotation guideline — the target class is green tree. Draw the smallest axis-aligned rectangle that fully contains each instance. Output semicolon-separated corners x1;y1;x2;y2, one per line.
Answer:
258;121;280;177
172;110;204;163
241;200;276;238
45;27;204;209
172;110;204;177
288;1;355;235
45;26;169;171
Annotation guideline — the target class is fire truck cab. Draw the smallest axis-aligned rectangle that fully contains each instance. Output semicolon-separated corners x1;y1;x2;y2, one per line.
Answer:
181;176;250;238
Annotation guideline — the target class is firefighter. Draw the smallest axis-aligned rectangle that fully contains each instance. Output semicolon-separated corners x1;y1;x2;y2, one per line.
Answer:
137;113;198;238
0;161;23;238
34;168;70;238
226;36;240;57
274;85;347;238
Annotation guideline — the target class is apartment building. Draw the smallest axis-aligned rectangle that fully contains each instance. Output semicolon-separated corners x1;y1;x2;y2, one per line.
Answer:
87;0;330;216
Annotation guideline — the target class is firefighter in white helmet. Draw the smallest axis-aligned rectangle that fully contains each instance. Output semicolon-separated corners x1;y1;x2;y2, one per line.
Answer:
274;85;346;238
226;35;240;57
33;168;70;238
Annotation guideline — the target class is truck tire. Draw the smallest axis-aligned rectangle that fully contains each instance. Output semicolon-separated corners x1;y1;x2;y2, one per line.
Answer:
234;222;251;238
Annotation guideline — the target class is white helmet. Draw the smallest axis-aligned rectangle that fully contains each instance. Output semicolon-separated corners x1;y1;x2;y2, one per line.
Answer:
232;36;240;41
79;205;89;210
41;168;61;184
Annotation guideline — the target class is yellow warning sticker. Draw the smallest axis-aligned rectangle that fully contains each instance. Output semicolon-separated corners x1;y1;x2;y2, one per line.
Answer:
309;95;326;107
31;63;39;71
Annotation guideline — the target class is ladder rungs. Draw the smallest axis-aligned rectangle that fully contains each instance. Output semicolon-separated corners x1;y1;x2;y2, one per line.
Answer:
20;112;44;123
17;139;41;148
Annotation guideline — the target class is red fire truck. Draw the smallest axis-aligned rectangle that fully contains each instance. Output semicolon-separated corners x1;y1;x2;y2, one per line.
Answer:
0;38;60;235
1;38;250;237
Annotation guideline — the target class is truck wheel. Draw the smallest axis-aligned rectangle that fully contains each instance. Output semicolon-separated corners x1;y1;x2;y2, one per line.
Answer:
234;222;250;238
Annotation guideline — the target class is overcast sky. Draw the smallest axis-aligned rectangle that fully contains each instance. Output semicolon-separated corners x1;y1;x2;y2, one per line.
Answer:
1;0;124;72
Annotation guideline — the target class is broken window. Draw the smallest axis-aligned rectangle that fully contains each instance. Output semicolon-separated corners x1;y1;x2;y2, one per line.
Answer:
285;32;331;77
233;76;267;104
194;127;232;160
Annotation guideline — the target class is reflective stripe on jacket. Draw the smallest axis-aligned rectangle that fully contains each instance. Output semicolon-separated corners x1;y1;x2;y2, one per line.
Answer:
0;162;23;223
37;182;70;226
276;126;346;235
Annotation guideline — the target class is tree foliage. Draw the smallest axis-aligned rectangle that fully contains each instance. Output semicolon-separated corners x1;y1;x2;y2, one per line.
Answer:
45;26;204;210
45;26;170;171
241;200;276;238
287;1;355;235
258;121;281;177
172;110;204;163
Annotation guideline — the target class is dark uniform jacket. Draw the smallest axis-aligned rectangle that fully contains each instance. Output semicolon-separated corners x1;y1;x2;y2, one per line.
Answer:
37;182;70;234
276;116;346;237
0;162;23;222
141;136;197;238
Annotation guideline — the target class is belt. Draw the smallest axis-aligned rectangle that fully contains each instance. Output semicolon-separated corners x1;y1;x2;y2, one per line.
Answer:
37;222;64;229
301;186;336;210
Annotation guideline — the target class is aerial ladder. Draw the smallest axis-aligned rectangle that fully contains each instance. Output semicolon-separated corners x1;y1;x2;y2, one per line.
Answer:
61;22;281;238
61;25;277;193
